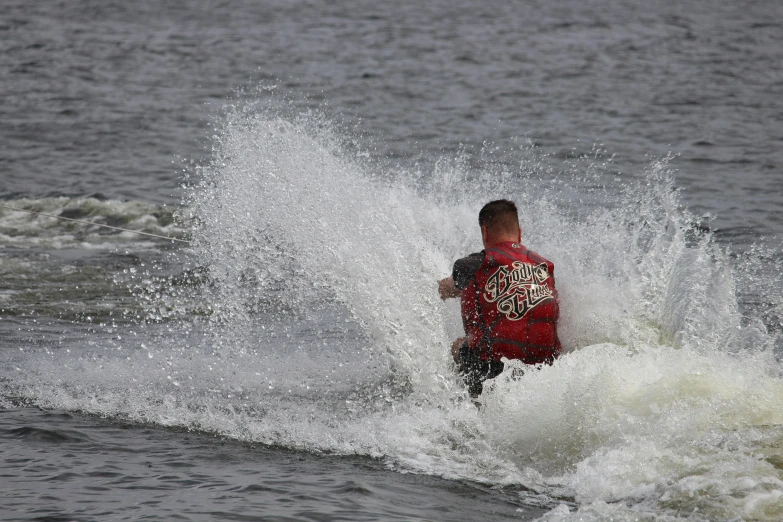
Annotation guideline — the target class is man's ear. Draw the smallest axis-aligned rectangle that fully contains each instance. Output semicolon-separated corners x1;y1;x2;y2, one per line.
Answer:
517;227;522;243
481;225;488;245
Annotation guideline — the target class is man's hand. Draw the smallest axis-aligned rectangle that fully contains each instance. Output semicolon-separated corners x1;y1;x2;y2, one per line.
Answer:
438;277;460;300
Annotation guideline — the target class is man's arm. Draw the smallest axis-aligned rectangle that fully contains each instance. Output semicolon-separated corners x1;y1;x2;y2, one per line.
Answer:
439;252;484;300
438;277;460;300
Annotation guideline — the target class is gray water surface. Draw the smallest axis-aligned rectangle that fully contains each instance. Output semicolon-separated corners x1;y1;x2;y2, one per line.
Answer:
2;0;783;520
2;0;781;245
1;408;547;521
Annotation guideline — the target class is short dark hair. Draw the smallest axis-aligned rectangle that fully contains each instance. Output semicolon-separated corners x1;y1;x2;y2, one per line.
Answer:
478;199;519;233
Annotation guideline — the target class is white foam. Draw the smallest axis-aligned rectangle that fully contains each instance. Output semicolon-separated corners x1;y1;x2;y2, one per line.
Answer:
0;197;187;249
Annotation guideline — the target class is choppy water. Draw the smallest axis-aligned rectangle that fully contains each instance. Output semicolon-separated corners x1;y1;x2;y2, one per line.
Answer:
2;0;783;520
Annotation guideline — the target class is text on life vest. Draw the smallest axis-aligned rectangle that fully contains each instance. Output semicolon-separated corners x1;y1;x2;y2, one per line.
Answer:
484;261;554;320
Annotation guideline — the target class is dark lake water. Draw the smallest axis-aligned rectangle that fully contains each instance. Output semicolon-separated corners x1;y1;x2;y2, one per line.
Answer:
2;0;782;520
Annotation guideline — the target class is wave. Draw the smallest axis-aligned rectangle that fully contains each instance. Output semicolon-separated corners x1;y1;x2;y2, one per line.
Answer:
0;197;188;249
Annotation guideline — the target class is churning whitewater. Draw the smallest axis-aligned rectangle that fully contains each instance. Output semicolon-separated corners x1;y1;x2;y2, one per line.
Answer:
4;111;783;521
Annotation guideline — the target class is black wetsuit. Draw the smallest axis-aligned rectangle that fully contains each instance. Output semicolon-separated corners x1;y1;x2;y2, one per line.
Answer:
452;251;504;397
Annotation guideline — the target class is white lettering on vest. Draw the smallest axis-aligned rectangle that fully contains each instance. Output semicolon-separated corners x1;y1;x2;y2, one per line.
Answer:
484;261;553;320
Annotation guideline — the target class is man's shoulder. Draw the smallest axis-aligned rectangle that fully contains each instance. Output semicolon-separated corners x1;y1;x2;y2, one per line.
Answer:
459;251;484;262
455;251;485;267
524;248;554;267
452;251;485;290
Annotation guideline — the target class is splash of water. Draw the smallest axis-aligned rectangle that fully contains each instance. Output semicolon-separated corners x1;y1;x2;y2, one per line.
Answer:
4;107;783;520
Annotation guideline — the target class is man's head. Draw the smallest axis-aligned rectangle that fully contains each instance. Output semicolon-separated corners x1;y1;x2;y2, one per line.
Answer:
478;199;521;248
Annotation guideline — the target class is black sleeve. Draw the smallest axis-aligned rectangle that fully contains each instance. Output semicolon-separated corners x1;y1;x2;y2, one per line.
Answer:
452;252;484;290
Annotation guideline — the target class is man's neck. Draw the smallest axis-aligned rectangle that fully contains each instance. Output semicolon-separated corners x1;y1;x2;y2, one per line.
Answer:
481;224;522;249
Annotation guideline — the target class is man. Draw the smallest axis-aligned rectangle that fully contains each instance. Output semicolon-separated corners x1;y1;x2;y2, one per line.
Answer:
438;199;561;397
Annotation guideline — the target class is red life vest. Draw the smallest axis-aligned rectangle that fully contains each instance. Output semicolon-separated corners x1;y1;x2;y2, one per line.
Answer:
461;242;561;364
